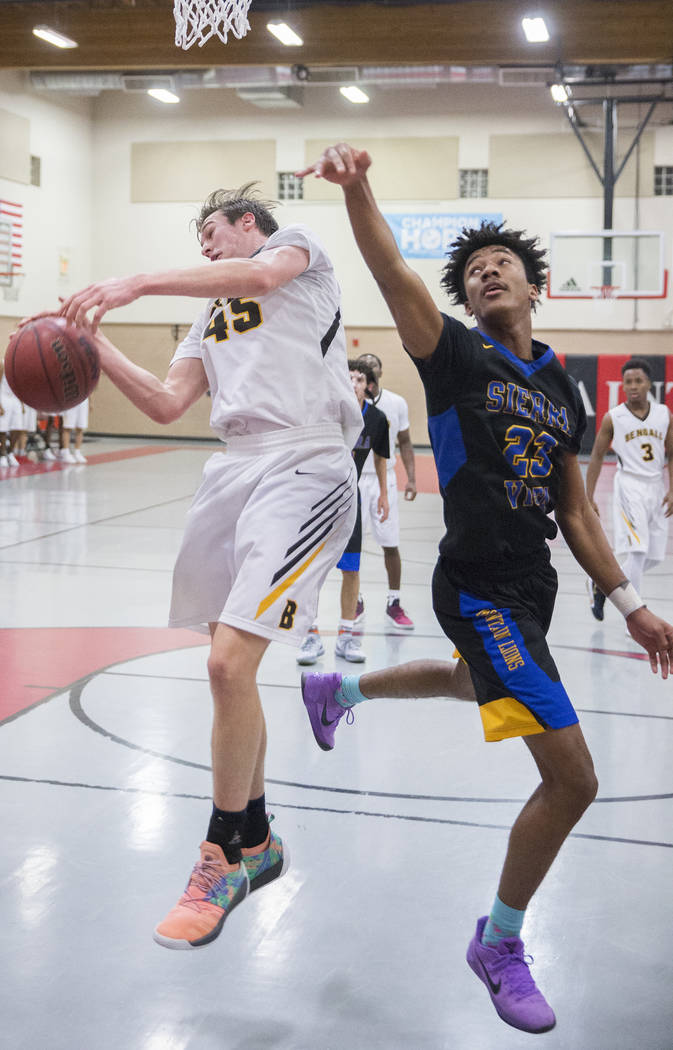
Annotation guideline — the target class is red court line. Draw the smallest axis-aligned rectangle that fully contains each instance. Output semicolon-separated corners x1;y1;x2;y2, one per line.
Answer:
3;444;441;490
0;626;208;723
0;445;198;480
395;452;438;494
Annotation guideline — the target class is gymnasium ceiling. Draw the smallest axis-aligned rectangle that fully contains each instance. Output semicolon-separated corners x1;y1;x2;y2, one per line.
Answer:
0;0;672;73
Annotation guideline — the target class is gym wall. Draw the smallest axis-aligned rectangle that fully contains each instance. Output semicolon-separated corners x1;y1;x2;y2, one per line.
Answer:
1;73;672;444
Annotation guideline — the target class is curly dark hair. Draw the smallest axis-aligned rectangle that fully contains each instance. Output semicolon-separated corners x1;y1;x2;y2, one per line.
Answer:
440;221;547;312
195;182;279;237
621;357;651;378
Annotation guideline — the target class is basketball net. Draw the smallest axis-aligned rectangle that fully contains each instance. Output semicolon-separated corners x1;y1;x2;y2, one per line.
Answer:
590;283;619;321
174;0;251;49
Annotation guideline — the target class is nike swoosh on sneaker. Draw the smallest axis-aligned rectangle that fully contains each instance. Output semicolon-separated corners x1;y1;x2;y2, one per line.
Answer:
480;959;501;995
320;702;336;726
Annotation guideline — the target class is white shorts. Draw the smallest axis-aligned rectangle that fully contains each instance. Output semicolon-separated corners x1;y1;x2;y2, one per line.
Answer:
359;469;400;547
169;424;357;646
612;471;669;563
61;400;89;429
23;406;37;431
0;393;25;432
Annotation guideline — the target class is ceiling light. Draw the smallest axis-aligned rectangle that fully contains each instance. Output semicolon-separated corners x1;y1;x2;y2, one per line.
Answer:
267;22;303;46
522;17;550;43
340;85;370;104
32;25;78;49
148;88;180;104
550;83;569;102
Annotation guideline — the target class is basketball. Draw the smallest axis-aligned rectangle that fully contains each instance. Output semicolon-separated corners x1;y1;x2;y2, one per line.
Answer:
4;316;100;413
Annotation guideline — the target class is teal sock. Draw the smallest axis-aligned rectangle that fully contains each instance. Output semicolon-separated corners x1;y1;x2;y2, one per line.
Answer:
335;675;369;708
482;894;525;946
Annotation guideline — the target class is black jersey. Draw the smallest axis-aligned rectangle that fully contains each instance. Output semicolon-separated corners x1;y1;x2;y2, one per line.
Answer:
409;314;586;579
351;401;390;479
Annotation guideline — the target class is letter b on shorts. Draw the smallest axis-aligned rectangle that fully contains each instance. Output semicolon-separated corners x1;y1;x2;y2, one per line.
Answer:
279;599;297;630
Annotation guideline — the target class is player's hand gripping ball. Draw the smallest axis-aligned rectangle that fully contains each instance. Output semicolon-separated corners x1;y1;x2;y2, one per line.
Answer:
4;316;100;413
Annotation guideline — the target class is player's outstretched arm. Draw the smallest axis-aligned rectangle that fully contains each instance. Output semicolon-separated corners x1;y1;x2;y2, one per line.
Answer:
584;411;614;515
555;452;673;678
59;245;309;330
298;143;443;360
92;330;209;424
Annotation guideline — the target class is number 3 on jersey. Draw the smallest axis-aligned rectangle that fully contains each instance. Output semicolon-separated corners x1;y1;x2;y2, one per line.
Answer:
203;298;263;343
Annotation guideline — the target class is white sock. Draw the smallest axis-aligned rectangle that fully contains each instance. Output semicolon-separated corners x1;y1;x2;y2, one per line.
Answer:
387;591;401;603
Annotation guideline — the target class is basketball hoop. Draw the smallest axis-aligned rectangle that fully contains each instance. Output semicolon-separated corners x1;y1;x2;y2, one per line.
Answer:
174;0;251;49
589;282;620;321
0;271;25;302
590;284;620;300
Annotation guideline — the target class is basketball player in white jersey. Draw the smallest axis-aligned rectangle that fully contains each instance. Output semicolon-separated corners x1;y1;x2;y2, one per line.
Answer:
0;364;27;467
355;352;417;630
586;357;673;619
56;184;361;950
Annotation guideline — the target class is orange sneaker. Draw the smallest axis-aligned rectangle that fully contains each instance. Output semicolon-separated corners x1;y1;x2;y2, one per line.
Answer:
153;841;249;950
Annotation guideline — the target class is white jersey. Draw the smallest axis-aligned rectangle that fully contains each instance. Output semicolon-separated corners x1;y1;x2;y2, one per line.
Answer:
360;387;410;475
610;401;670;479
171;224;362;449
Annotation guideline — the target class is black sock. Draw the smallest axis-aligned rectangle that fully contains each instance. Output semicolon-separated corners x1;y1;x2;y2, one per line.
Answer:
243;794;269;849
206;804;247;863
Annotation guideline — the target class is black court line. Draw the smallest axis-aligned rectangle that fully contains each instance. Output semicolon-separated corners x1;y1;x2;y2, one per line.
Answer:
1;773;670;850
0;492;197;552
0;559;174;574
68;678;673;805
100;669;673;722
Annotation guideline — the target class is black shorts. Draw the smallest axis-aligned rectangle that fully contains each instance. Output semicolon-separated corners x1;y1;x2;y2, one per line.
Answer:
432;556;578;742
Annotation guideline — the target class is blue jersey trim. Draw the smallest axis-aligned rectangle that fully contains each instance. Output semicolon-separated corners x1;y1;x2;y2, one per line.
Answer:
428;405;467;487
476;330;555;378
458;589;574;729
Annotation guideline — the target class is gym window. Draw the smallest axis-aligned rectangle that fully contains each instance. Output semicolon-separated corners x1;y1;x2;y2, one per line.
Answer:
30;155;41;187
277;172;304;201
654;166;673;196
459;169;488;198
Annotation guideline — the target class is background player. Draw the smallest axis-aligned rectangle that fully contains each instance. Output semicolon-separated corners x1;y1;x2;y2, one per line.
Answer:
585;357;672;620
59;397;90;464
298;142;673;1035
0;359;28;467
354;351;417;631
298;360;389;664
55;183;361;951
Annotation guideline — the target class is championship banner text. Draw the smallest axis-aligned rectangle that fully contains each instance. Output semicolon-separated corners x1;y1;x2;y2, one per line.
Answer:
383;212;504;259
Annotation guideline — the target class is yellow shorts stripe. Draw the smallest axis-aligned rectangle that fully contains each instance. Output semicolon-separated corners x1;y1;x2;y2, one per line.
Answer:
620;510;640;544
479;696;546;742
255;542;327;620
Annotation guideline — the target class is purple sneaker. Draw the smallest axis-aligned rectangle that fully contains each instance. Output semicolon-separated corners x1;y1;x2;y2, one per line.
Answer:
301;672;354;751
466;916;556;1034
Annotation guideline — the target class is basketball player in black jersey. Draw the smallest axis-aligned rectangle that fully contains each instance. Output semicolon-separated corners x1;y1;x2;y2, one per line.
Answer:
298;144;673;1035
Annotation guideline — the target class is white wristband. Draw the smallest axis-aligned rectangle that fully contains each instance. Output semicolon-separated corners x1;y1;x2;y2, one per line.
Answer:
607;581;645;618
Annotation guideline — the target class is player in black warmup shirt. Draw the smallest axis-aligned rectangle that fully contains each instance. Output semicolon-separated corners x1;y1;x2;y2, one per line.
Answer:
298;360;389;663
297;143;673;1036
